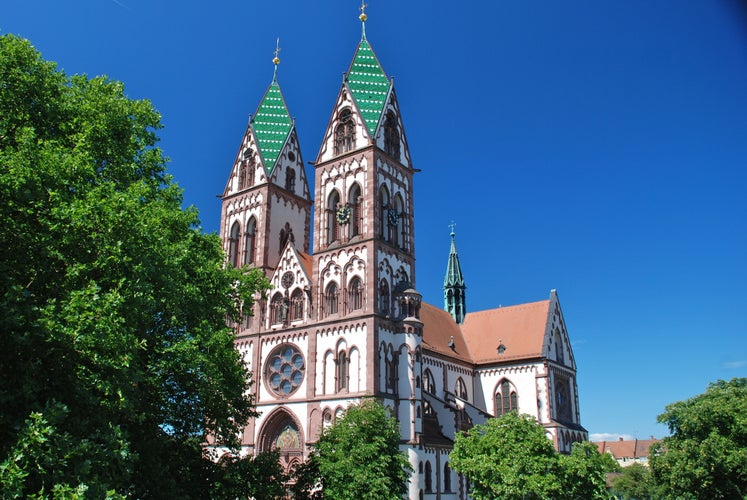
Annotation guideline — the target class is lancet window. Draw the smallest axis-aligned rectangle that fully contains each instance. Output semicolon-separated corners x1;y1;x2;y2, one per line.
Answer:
334;108;355;155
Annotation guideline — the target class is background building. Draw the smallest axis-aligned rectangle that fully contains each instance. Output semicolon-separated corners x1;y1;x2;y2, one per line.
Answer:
218;10;586;499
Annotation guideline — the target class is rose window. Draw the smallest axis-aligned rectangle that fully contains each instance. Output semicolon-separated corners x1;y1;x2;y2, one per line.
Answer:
266;345;305;396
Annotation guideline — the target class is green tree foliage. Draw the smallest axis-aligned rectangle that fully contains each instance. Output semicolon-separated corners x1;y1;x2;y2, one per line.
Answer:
450;412;611;500
650;378;747;499
610;462;656;500
0;34;270;498
292;399;412;500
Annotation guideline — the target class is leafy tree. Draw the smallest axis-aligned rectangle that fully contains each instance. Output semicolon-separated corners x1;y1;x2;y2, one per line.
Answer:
650;378;747;499
292;399;412;500
610;462;656;500
0;34;270;498
450;412;611;499
559;441;616;499
450;412;562;499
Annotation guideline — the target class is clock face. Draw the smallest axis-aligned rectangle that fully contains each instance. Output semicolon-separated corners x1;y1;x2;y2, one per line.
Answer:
336;205;351;225
387;208;399;226
281;271;295;289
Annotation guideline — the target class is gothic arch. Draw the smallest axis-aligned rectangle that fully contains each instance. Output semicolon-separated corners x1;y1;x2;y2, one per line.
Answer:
257;407;304;453
243;216;257;266
348;182;362;238
326;189;341;245
378;184;390;240
228;221;241;267
334;108;355;155
494;378;518;417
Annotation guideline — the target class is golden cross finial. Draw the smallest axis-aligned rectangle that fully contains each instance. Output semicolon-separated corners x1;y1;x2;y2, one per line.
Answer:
273;37;281;65
359;1;368;22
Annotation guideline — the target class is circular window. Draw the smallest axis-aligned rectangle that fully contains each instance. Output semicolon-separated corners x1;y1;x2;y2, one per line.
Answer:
266;344;305;396
288;151;296;162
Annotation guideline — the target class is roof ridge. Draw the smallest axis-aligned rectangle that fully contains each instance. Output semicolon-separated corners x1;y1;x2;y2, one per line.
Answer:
345;38;391;137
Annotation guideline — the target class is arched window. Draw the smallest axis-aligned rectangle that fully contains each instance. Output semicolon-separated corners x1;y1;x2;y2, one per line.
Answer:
270;292;286;325
240;148;255;189
325;282;339;316
384;111;400;158
379;279;390;316
285;168;296;192
556;328;565;364
243;217;257;266
327;190;340;245
337;350;347;391
393;194;405;249
279;222;294;253
425;461;433;493
423;369;435;394
348;277;363;311
495;379;518;417
444;462;452;492
348;183;362;238
334;108;355;155
455;377;468;400
290;289;304;321
228;221;241;267
379;186;389;240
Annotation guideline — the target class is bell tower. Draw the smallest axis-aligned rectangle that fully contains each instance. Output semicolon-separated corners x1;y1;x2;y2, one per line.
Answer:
220;46;312;331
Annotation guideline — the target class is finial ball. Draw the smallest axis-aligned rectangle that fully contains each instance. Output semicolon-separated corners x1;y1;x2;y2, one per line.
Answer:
359;13;367;22
273;56;280;65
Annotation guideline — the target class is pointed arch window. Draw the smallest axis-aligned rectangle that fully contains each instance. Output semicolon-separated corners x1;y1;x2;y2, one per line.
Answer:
348;277;363;311
455;377;468;400
290;289;304;321
334;108;355;155
556;328;565;364
285;167;296;192
270;292;287;325
325;282;339;316
423;369;435;394
495;379;518;417
337;350;348;391
240;148;255;189
425;461;433;493
384;111;400;158
228;221;241;267
379;279;390;316
379;186;389;241
444;462;452;493
393;194;405;250
243;217;256;266
348;183;362;238
326;190;340;245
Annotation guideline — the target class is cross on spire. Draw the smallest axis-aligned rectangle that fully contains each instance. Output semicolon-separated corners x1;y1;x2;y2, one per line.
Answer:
272;38;281;81
449;221;456;236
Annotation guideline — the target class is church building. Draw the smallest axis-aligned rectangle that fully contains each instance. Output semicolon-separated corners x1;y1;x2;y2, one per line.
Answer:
218;8;587;499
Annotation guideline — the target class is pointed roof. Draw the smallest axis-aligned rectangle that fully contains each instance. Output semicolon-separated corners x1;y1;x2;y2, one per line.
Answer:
346;37;390;137
444;231;465;288
252;81;292;176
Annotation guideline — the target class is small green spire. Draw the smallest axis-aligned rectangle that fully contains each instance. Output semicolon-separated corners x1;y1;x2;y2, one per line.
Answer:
444;225;466;324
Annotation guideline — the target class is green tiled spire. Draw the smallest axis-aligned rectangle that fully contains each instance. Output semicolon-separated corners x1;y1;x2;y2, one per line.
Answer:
346;38;391;137
252;82;292;176
444;230;467;324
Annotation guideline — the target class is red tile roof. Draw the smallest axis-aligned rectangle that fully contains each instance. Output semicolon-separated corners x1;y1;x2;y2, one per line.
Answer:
421;299;551;366
461;300;551;364
594;438;660;459
298;251;313;278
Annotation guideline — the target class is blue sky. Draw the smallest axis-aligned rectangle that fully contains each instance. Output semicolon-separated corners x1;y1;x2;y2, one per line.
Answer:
4;0;746;440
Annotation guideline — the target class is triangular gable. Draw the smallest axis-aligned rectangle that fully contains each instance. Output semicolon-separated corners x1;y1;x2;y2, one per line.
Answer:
314;81;369;164
372;88;413;169
268;239;313;296
542;290;576;370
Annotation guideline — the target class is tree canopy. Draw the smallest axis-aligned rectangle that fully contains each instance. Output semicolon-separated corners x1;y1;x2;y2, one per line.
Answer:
650;377;747;499
450;412;611;500
292;399;412;500
0;34;269;498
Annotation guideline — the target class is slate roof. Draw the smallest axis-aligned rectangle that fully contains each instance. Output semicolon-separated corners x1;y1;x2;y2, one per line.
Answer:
346;38;390;137
252;82;292;176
